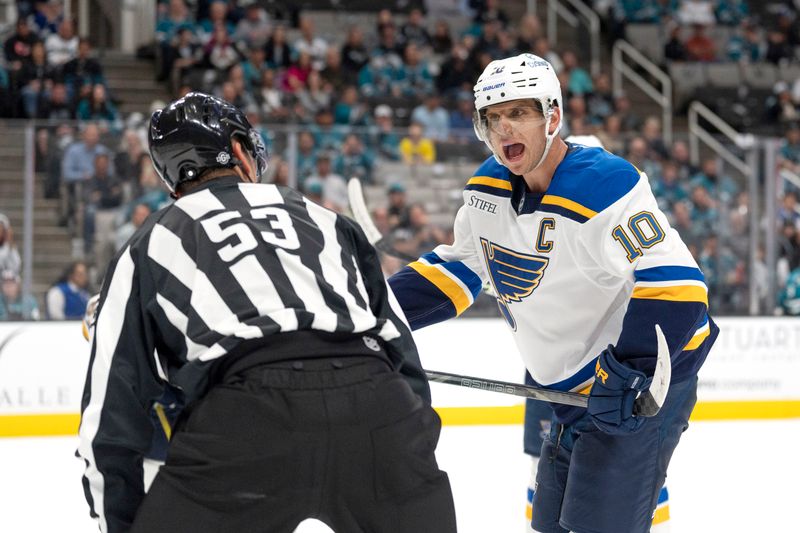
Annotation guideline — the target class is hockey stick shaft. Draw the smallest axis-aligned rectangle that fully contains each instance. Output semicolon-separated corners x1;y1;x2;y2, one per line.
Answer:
426;325;672;417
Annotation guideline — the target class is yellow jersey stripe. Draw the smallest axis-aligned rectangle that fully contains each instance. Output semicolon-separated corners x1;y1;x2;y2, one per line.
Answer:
683;327;711;351
153;403;173;440
632;285;709;305
652;504;670;525
467;176;513;190
540;195;598;219
409;261;471;315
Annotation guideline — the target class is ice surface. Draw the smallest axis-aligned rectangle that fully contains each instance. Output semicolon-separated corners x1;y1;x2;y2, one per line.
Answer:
1;419;797;532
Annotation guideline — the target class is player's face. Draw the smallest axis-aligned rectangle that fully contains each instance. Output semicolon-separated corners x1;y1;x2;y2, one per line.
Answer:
484;100;549;175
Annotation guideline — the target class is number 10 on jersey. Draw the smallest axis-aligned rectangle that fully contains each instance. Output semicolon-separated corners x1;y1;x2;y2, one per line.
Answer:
611;211;665;262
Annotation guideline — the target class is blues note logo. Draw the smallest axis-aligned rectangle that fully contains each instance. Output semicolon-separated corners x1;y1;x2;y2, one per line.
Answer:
480;238;549;330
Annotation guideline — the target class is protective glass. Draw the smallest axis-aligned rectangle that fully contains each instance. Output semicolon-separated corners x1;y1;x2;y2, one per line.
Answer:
473;104;548;140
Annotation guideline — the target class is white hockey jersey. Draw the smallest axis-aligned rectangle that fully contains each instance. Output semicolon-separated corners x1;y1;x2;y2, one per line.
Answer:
389;144;717;419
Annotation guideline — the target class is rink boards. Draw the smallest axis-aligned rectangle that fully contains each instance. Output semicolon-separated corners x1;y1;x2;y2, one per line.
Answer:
0;317;799;436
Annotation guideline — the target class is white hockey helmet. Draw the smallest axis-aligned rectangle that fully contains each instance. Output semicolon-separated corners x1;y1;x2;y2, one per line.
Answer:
473;53;563;169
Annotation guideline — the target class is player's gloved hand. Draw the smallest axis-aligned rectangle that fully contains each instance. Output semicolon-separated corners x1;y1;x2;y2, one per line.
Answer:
587;346;651;435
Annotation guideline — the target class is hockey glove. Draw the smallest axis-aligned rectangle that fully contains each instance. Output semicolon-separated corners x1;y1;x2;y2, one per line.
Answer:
587;346;651;435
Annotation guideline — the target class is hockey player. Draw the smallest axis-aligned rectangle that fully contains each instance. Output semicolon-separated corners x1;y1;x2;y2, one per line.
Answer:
389;54;718;533
78;92;456;533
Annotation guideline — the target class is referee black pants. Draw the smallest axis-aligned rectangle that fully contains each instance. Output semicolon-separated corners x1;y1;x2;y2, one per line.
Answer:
130;356;457;533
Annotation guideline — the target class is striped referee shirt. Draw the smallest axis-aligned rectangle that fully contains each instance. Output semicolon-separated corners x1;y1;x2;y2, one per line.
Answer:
78;176;429;533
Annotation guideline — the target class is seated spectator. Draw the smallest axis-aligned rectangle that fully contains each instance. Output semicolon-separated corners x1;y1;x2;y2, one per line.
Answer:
60;123;111;229
115;203;152;252
283;50;313;93
766;29;793;65
257;68;289;120
198;1;235;44
232;3;270;49
690;158;739;204
767;82;800;125
411;94;450;142
436;44;474;98
450;92;476;143
221;66;256;110
515;13;542;53
294;15;328;71
164;25;202;95
358;54;396;98
664;24;688;62
402;8;432;48
62;38;104;98
395;43;433;98
264;24;292;69
4;18;39;78
331;85;364;126
586;72;614;124
368;105;401;161
780;263;800;315
626;136;662;181
376;21;404;65
561;50;593;96
45;17;78;70
37;81;73;120
303;152;348;212
334;133;374;184
155;0;194;46
308;108;346;152
0;270;39;321
726;20;764;62
75;84;120;125
642;115;670;160
240;46;265;93
18;41;55;118
670;139;699;180
320;47;346;93
404;203;449;254
473;0;510;27
114;128;146;193
689;185;720;238
340;26;369;84
46;261;90;320
400;122;436;165
83;153;123;265
431;20;454;55
202;24;242;82
652;160;690;211
387;182;410;230
715;0;749;26
778;191;800;231
614;92;643;131
0;214;21;275
595;114;626;155
290;131;317;188
685;24;716;62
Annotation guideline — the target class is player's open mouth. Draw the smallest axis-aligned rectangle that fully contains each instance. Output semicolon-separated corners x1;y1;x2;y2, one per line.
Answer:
503;143;525;162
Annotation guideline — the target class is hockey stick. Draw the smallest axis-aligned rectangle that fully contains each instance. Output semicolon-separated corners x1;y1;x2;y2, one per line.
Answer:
347;178;418;262
426;324;672;416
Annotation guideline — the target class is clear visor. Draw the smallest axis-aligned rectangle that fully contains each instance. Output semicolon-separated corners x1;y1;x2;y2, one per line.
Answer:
473;104;549;140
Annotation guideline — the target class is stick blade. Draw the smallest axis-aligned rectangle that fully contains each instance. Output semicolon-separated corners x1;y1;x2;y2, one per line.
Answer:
633;324;672;417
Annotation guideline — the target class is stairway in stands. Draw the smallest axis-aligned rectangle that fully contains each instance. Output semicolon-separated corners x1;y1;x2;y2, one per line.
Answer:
100;50;172;115
0;126;72;305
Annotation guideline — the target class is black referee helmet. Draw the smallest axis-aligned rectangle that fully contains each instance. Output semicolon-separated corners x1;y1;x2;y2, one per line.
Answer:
148;92;268;193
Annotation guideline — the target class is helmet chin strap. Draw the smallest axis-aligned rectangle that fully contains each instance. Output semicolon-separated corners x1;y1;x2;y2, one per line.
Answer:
530;113;554;172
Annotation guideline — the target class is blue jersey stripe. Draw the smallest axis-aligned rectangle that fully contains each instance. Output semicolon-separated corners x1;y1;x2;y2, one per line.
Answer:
658;486;669;505
420;252;484;298
635;266;706;283
464;182;513;197
537;204;590;224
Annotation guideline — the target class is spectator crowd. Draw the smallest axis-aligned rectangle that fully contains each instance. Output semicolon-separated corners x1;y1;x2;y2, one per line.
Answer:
1;0;799;319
